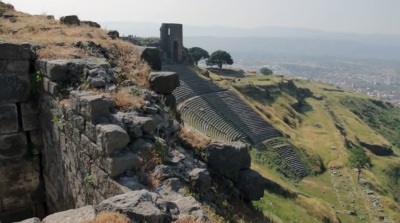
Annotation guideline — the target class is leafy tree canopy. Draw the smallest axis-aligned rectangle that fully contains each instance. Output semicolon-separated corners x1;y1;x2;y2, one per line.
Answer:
260;67;273;75
188;47;210;65
206;50;233;69
348;146;371;181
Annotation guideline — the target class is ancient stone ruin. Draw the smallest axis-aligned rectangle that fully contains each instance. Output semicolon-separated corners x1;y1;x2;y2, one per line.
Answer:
0;41;267;223
169;64;310;178
160;23;183;63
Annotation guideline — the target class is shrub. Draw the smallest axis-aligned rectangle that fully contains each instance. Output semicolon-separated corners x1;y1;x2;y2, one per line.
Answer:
260;67;273;75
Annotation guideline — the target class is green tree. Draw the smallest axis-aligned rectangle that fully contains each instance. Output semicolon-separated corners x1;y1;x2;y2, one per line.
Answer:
260;67;273;75
348;146;371;182
206;50;233;69
188;47;210;65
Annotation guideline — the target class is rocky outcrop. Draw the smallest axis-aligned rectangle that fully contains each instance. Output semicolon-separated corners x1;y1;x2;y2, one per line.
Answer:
42;205;96;223
236;169;264;201
81;21;101;28
205;142;251;173
149;72;180;94
107;30;120;40
60;15;80;26
360;142;393;156
96;190;167;223
189;168;211;193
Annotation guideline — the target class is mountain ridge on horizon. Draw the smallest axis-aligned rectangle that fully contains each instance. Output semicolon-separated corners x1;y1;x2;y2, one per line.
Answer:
101;21;400;63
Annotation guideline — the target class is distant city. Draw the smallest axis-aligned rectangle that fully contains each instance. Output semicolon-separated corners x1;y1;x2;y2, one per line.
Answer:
233;59;400;107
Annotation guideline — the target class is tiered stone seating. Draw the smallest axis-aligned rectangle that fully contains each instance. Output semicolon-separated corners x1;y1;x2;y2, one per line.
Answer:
179;96;246;142
275;145;308;178
168;65;223;103
204;91;282;144
166;64;309;178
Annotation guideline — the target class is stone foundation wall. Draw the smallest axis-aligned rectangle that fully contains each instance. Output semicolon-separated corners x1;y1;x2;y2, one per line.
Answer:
35;59;179;214
36;59;127;213
0;43;45;222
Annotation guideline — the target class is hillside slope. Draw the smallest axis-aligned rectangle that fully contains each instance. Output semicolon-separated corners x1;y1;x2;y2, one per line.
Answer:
208;69;400;223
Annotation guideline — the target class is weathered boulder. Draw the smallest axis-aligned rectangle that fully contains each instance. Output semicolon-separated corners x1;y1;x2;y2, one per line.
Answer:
96;124;130;155
117;176;146;191
189;168;211;193
106;151;141;177
96;190;167;223
42;205;95;223
154;165;173;181
138;47;162;70
205;142;250;173
60;15;80;26
173;196;210;222
110;112;156;136
87;67;114;88
81;20;101;28
16;218;41;223
236;169;264;201
108;30;119;39
149;72;180;94
160;94;176;109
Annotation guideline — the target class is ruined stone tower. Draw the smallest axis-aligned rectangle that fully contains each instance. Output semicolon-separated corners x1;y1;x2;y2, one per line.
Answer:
160;23;183;62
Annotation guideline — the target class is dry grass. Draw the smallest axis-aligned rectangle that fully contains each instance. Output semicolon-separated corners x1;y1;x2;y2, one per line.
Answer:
112;88;145;110
82;212;133;223
175;215;198;223
0;5;150;87
296;196;339;223
179;125;210;150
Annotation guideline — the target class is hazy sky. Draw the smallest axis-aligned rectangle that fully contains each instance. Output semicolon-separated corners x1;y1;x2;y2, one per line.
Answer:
6;0;400;34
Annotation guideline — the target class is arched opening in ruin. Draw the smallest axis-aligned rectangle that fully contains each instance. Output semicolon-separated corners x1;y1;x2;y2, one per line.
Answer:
173;41;179;62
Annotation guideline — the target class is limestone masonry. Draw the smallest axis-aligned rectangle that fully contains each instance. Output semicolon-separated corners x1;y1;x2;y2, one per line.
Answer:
0;42;266;223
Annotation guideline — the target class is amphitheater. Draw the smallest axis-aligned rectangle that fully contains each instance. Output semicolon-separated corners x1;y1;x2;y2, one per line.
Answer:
166;64;309;178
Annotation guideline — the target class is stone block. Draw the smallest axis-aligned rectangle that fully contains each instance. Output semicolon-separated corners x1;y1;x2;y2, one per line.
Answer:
0;103;18;134
71;91;112;123
29;129;43;148
72;115;85;133
0;157;40;195
85;121;97;142
0;72;30;103
0;42;32;60
0;60;30;74
0;207;36;223
16;217;41;223
236;169;264;201
95;190;166;223
0;132;27;159
44;59;86;83
105;152;141;177
21;101;40;131
2;193;32;211
96;124;130;155
149;71;180;94
133;116;156;133
205;142;250;173
42;205;95;223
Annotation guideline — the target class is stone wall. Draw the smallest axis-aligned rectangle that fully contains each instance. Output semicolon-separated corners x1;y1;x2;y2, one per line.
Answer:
36;59;127;213
35;58;181;214
0;42;45;222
